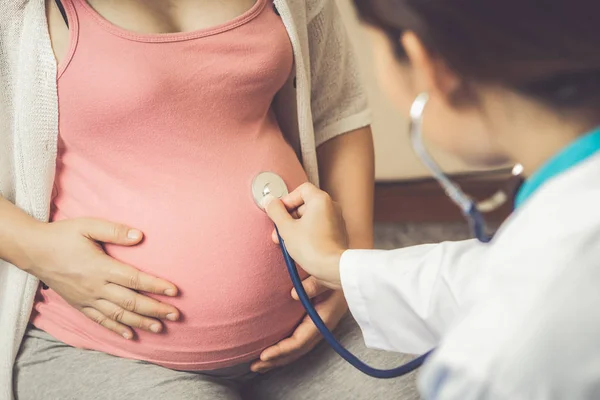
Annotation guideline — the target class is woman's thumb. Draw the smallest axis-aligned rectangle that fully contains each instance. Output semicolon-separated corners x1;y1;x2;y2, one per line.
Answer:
291;276;330;300
80;218;143;245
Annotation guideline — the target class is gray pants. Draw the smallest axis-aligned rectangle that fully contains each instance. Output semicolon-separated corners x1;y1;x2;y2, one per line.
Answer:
14;316;419;400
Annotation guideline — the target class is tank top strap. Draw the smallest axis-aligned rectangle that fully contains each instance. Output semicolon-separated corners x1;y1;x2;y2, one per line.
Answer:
54;0;80;79
55;0;78;19
60;0;109;32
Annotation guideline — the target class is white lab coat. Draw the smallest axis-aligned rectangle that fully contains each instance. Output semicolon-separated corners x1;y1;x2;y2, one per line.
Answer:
341;154;600;399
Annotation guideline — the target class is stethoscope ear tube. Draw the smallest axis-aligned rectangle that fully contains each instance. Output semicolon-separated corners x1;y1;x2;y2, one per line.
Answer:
275;226;433;378
465;205;493;243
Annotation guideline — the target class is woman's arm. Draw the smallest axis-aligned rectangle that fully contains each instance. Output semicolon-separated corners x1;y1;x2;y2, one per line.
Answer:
0;195;180;337
317;126;375;249
307;1;372;150
309;0;374;248
0;196;43;270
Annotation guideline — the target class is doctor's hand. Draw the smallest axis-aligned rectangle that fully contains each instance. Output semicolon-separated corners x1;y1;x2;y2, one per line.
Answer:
251;287;348;373
24;218;180;339
264;183;349;289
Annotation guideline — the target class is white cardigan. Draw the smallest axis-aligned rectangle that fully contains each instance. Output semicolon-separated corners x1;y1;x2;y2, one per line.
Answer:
0;1;370;398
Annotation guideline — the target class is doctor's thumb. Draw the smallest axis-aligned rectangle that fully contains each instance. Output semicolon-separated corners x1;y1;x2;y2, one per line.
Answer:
263;195;294;228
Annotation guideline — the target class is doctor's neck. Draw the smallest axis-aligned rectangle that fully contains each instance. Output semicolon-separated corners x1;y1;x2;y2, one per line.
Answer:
478;89;600;178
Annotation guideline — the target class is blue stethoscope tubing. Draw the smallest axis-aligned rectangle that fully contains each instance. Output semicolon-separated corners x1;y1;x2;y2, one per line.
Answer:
268;94;516;378
275;226;433;378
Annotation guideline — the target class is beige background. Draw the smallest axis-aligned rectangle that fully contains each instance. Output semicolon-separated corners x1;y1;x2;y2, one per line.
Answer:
336;1;487;181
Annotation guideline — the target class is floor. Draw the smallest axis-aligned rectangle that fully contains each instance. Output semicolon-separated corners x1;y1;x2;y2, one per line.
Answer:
374;222;473;249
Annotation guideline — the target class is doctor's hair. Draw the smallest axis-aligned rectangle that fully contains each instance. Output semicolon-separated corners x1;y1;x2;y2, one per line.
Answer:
352;0;600;110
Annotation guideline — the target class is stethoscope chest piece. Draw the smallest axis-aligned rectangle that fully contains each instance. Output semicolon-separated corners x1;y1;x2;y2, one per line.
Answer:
252;172;289;210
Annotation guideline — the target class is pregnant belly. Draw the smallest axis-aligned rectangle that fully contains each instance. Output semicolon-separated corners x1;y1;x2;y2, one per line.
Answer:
33;133;309;370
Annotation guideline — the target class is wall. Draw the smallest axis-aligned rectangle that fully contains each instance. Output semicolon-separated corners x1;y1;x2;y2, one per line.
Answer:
336;1;495;181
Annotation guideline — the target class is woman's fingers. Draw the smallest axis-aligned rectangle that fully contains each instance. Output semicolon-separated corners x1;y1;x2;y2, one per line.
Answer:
252;354;299;373
291;276;331;300
93;299;164;334
81;307;133;339
106;261;178;296
84;280;181;337
102;283;179;321
78;218;144;246
252;317;321;372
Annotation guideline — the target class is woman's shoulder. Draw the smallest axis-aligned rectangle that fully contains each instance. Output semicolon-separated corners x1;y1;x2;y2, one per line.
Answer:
284;0;330;23
1;1;43;39
1;0;47;66
0;1;32;23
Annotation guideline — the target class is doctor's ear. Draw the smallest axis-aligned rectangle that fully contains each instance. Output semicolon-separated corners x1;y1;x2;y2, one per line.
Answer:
401;32;468;106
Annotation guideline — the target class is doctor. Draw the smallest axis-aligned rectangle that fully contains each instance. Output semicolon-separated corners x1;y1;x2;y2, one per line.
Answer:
263;0;600;398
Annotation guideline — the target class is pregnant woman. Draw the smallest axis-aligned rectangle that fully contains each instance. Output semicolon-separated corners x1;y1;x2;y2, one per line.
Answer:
0;0;417;399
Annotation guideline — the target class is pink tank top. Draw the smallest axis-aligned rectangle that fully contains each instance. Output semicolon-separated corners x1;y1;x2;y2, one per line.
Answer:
32;0;309;370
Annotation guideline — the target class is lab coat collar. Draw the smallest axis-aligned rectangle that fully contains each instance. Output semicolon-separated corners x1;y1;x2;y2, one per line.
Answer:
515;126;600;208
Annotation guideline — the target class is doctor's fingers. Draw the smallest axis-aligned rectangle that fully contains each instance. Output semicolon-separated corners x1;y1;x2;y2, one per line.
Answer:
294;204;307;218
264;195;296;229
279;182;328;210
270;204;306;243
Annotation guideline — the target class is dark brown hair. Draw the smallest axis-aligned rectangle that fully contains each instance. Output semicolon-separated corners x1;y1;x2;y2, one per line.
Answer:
352;0;600;109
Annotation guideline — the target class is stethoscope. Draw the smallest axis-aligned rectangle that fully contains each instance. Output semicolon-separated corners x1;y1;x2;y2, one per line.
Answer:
250;93;522;379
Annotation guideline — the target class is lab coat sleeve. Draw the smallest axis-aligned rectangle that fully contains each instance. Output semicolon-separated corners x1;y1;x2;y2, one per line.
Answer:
340;239;488;354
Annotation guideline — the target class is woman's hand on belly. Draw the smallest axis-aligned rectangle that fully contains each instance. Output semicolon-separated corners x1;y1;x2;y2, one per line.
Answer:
250;281;348;373
25;218;180;339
